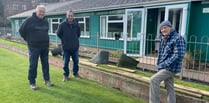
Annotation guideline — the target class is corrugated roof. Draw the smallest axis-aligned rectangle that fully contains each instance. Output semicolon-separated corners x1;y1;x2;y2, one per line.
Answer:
8;0;200;19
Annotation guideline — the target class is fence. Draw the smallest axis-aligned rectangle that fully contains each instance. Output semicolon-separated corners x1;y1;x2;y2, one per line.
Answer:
140;34;209;83
9;32;209;83
0;27;11;36
181;35;209;83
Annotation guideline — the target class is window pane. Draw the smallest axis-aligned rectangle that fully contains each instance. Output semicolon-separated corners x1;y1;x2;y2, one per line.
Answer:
100;17;106;38
127;15;132;38
79;23;84;36
108;16;123;21
76;18;84;22
108;23;123;38
85;17;90;36
52;24;59;33
52;19;58;22
60;19;63;23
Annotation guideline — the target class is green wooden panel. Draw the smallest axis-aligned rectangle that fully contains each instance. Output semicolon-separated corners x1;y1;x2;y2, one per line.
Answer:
188;2;209;61
127;41;140;54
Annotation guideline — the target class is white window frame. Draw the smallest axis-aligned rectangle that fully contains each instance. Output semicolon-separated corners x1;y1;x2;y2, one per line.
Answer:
48;18;62;35
75;16;90;38
165;4;188;37
100;15;124;40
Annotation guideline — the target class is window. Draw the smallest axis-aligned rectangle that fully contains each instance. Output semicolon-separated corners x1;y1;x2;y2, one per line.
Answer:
75;17;90;38
48;18;62;34
13;4;19;10
127;15;133;38
22;5;27;10
100;15;124;39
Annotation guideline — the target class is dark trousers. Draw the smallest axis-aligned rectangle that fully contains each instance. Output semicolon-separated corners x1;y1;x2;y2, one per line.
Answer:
62;50;79;76
28;46;50;84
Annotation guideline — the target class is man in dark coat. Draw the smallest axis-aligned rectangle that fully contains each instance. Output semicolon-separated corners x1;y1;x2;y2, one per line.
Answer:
19;5;53;90
57;10;81;81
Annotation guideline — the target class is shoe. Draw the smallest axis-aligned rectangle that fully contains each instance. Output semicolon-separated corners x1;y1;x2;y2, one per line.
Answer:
63;76;69;82
73;74;81;78
30;84;37;90
45;81;54;87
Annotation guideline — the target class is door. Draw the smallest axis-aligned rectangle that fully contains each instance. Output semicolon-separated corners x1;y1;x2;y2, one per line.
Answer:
165;4;188;37
124;9;145;57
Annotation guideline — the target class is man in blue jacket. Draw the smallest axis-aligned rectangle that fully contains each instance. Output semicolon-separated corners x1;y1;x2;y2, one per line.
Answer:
149;20;186;103
19;5;53;90
57;10;81;81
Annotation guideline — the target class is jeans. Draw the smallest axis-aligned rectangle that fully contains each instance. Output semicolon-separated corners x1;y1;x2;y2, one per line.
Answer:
28;46;50;84
62;50;79;76
149;69;176;103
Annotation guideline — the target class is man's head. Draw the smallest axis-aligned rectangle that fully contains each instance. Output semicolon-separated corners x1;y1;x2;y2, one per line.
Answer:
35;5;46;19
66;10;74;22
160;20;172;36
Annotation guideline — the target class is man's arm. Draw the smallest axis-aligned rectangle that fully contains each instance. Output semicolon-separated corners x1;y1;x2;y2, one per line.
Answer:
56;24;63;39
77;25;80;38
19;19;29;41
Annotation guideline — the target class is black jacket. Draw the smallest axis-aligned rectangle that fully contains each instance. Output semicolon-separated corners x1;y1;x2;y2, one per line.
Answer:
19;12;49;48
57;19;80;51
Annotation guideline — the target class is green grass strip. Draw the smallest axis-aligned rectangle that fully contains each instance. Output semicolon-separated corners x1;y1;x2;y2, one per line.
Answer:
0;47;146;103
0;38;27;50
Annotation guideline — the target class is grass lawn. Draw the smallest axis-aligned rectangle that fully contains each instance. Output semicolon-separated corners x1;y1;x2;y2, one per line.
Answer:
0;47;146;103
0;39;27;50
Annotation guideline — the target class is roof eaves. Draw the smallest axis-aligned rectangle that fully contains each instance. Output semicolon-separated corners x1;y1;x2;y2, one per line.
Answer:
47;0;193;16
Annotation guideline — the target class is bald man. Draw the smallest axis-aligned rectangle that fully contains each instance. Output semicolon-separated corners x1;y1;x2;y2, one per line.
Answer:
19;5;53;90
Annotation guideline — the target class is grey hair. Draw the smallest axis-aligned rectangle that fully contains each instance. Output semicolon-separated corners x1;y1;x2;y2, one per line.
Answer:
66;10;73;14
36;5;46;12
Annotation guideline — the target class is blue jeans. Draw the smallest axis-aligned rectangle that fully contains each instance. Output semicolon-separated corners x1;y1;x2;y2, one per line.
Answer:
62;50;79;76
28;46;50;84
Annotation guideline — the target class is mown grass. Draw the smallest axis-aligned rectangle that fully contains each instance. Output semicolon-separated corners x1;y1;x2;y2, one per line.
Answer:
0;39;27;50
0;47;146;103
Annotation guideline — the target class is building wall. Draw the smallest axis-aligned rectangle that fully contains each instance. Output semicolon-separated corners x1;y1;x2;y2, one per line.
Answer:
188;1;209;61
189;1;209;39
3;0;33;17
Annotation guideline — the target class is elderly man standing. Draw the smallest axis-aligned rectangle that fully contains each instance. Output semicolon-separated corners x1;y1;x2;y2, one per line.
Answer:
57;10;81;82
149;20;186;103
19;5;53;90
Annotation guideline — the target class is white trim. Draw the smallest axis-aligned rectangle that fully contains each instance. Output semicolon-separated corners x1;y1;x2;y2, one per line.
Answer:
156;8;165;38
99;15;124;39
48;18;62;35
165;4;188;37
124;8;145;57
75;16;90;38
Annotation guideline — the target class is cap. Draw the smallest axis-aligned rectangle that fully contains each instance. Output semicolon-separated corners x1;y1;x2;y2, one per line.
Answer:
160;20;172;28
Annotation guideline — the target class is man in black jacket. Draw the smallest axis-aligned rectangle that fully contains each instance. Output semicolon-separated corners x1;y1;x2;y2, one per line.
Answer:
19;5;53;90
57;10;81;81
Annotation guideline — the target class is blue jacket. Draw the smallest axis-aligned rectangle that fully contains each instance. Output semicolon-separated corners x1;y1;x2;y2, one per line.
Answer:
156;30;186;73
19;12;49;48
57;19;80;51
